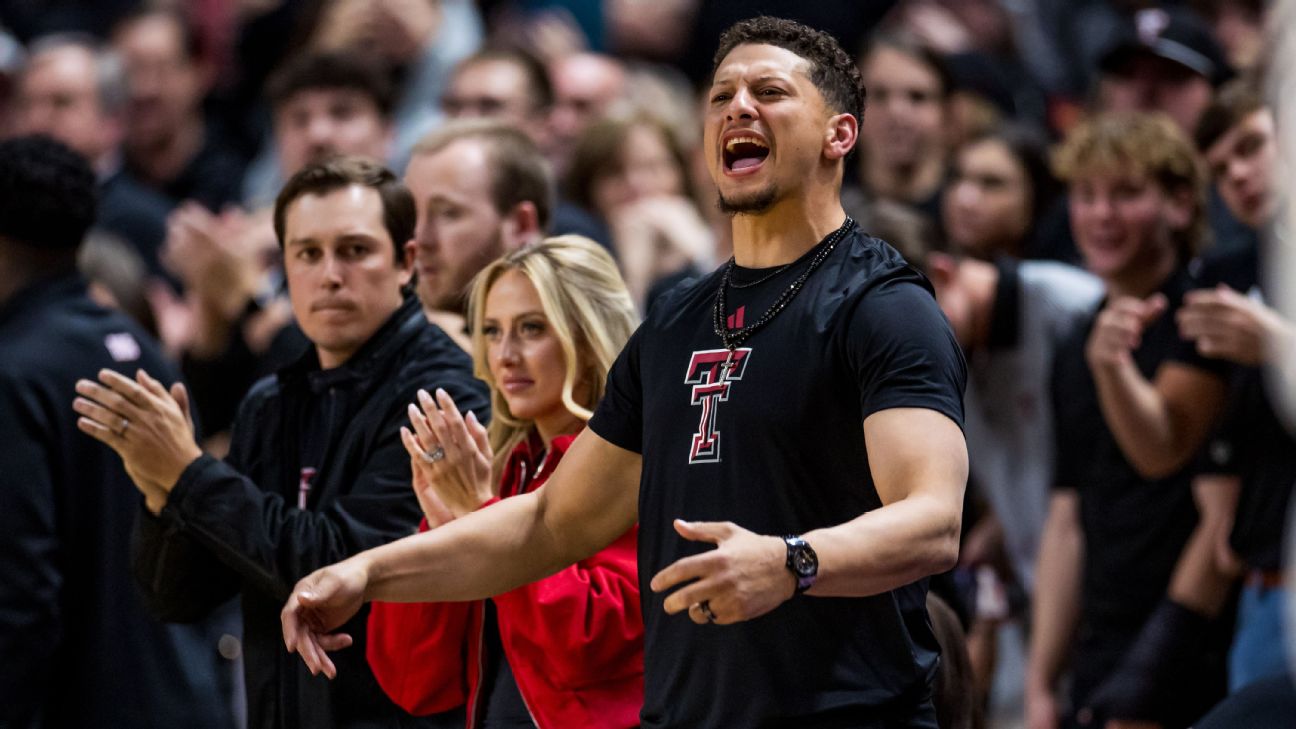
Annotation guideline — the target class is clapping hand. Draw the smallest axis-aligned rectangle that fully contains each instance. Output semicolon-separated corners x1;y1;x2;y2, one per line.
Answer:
73;369;202;513
399;388;493;526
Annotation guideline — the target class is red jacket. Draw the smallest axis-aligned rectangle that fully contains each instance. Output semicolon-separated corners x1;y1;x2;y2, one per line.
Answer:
366;433;643;729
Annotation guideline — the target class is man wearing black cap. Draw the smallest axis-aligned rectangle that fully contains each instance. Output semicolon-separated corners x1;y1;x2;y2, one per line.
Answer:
0;135;236;728
1096;6;1233;134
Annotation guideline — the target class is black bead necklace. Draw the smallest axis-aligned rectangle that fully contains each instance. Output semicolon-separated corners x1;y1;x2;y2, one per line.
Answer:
711;217;854;366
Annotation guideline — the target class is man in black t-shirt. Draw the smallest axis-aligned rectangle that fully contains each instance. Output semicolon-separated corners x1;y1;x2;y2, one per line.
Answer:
283;17;969;728
1029;113;1233;729
1184;80;1296;693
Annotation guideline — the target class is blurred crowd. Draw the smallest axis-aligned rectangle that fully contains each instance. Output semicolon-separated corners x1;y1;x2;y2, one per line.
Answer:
0;1;1293;728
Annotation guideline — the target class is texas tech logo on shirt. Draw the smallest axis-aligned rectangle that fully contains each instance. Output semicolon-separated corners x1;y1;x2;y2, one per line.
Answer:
684;347;752;464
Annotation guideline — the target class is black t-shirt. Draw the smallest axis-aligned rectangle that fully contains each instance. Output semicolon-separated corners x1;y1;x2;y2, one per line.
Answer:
589;222;966;728
1052;269;1229;640
1192;243;1294;571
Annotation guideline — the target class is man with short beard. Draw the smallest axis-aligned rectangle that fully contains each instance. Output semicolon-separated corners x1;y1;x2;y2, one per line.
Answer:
286;18;968;728
403;120;549;347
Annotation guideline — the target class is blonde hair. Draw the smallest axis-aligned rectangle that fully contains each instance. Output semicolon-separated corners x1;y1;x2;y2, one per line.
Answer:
1053;111;1208;261
467;235;639;476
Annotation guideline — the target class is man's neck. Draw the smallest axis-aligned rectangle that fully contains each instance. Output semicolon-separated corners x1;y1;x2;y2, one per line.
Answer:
729;191;847;268
129;117;205;186
1106;246;1178;300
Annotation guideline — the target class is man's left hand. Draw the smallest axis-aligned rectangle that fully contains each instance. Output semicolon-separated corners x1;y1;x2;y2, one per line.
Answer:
74;369;202;507
650;519;795;625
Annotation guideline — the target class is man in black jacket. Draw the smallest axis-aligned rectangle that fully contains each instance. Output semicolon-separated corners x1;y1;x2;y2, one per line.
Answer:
0;135;237;728
75;156;488;728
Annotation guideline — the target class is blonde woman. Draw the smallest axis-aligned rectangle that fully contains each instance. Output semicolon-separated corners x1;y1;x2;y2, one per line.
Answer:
366;236;643;729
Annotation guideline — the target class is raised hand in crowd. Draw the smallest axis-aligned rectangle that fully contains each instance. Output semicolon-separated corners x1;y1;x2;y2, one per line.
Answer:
72;369;202;514
1177;284;1295;366
400;387;494;525
312;0;440;64
1085;293;1169;369
608;194;714;306
157;204;278;357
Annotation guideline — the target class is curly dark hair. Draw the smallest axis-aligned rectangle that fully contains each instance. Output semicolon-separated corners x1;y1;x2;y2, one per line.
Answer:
0;135;97;257
712;16;866;125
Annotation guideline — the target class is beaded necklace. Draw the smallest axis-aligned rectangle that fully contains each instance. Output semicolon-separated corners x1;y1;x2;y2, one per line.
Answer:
711;217;854;373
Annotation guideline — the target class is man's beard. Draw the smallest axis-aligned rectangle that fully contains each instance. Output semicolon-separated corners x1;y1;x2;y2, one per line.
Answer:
716;184;780;216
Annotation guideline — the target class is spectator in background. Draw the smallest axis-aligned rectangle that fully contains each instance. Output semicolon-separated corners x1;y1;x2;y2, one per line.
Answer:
0;135;236;729
309;0;483;170
10;34;172;274
895;198;1102;707
548;51;626;175
1190;0;1268;75
442;46;610;247
442;47;553;146
368;236;644;729
243;51;395;207
1194;77;1278;277
1029;113;1233;729
942;124;1074;263
405;120;549;347
79;230;158;335
111;7;246;211
1094;7;1253;263
565;115;713;309
1093;7;1232;137
1185;77;1296;693
856;32;951;220
76;157;490;729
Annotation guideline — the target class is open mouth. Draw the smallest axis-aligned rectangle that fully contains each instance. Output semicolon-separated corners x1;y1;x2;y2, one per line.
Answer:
723;135;770;174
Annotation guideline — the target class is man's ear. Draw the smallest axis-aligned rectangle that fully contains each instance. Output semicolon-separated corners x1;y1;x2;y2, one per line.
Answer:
399;239;417;284
823;112;858;161
502;201;542;249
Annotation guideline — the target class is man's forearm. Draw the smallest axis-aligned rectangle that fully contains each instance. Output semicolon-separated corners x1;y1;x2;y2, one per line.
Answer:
1167;478;1240;617
360;491;580;603
1028;499;1084;691
802;492;961;598
1091;360;1177;477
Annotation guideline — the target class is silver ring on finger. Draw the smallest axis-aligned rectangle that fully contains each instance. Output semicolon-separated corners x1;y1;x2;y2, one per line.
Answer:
697;600;717;623
421;445;445;464
116;417;130;437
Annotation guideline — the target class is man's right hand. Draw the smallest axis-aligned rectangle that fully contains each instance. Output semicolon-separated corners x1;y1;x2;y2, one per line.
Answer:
1086;294;1168;369
1025;679;1060;729
281;557;370;678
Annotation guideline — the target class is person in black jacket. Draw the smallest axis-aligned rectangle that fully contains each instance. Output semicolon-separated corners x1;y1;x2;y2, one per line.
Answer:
75;156;489;729
0;135;238;728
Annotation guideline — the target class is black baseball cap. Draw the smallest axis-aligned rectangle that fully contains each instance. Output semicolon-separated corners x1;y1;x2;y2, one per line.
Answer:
1099;7;1233;86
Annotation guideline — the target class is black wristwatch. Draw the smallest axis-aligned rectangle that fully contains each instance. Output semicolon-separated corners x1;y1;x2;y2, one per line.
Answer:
783;535;818;594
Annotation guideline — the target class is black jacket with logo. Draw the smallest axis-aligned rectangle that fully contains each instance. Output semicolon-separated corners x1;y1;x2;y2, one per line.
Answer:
0;274;238;729
133;296;488;729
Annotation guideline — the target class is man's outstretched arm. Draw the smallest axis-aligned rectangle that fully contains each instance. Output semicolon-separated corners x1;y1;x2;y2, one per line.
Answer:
282;428;641;677
651;407;967;624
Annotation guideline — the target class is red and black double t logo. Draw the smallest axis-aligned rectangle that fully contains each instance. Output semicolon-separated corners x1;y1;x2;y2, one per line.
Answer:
684;347;752;464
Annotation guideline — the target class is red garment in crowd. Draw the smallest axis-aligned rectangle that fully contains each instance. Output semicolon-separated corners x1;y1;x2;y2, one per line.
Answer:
367;432;644;729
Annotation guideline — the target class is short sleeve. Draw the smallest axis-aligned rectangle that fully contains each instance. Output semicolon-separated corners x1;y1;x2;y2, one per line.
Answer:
844;275;966;429
589;325;645;454
1050;328;1090;492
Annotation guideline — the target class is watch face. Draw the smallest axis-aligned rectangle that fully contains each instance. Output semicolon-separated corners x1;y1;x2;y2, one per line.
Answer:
792;550;816;576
